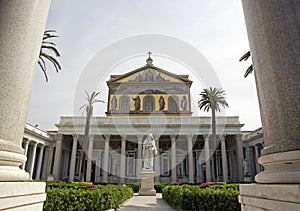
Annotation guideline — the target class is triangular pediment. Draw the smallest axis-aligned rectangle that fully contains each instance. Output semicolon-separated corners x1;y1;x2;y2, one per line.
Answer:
107;65;192;85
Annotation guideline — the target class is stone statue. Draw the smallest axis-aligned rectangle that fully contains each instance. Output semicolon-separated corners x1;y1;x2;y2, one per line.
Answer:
159;96;165;110
243;159;249;175
133;96;141;111
111;96;117;111
181;96;187;111
142;133;158;170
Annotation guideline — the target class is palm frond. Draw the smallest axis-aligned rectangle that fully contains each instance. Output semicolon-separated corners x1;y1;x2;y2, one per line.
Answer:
38;59;48;82
38;30;61;82
244;65;253;78
40;53;61;72
239;51;251;62
198;87;229;112
41;45;61;57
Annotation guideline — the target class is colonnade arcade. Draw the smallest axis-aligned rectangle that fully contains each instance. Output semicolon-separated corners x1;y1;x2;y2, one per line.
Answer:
21;123;54;181
53;132;243;183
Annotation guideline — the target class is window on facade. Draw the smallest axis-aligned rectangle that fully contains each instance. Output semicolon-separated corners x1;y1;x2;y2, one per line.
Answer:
161;152;170;176
144;96;154;113
168;96;179;113
119;96;130;113
126;152;136;177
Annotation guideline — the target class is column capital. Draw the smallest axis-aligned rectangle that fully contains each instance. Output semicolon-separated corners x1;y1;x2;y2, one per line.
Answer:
121;135;127;141
89;134;94;141
104;134;110;141
186;134;194;141
137;134;143;142
235;134;243;140
170;134;177;141
72;134;78;140
203;134;210;141
56;134;63;142
218;134;226;141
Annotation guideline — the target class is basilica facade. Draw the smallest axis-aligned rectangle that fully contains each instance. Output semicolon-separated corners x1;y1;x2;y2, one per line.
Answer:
50;56;244;183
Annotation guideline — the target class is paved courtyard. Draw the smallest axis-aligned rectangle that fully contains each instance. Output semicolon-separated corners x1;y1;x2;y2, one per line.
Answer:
117;193;175;211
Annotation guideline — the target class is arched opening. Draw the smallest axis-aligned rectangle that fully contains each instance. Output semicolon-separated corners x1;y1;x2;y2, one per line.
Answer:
143;96;155;113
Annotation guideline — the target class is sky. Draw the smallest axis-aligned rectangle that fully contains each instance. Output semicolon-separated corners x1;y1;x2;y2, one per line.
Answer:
26;0;261;131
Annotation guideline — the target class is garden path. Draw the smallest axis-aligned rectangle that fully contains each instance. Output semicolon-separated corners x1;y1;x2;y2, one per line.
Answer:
116;193;175;211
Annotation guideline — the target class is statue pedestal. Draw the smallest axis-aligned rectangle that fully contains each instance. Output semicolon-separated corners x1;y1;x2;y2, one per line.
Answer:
139;169;156;196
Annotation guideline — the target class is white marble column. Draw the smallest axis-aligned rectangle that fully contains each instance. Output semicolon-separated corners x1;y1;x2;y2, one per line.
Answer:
170;134;177;183
120;135;126;182
239;2;300;210
220;135;228;182
136;135;143;179
102;135;110;183
0;0;51;182
53;134;63;180
242;0;300;184
154;139;160;182
47;145;54;177
187;135;194;183
35;145;44;180
21;139;30;170
204;135;211;182
86;135;94;181
254;145;260;173
236;134;244;181
41;146;50;180
29;143;37;180
69;135;78;182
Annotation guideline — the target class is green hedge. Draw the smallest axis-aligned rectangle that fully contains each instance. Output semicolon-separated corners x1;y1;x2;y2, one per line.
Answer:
162;185;240;211
44;185;133;210
154;183;174;193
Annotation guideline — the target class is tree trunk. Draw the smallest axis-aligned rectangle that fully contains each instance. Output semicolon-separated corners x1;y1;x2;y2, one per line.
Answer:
211;107;218;181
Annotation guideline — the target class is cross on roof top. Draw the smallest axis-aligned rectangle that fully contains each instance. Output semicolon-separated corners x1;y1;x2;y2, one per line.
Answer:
147;51;152;58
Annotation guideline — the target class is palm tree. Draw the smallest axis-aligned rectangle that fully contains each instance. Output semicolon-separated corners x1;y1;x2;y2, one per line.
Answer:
38;30;61;82
198;87;229;181
239;51;253;78
79;91;104;181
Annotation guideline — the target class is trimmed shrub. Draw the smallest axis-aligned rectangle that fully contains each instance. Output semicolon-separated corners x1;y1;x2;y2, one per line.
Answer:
154;183;173;193
44;185;133;210
162;185;240;211
125;183;141;193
